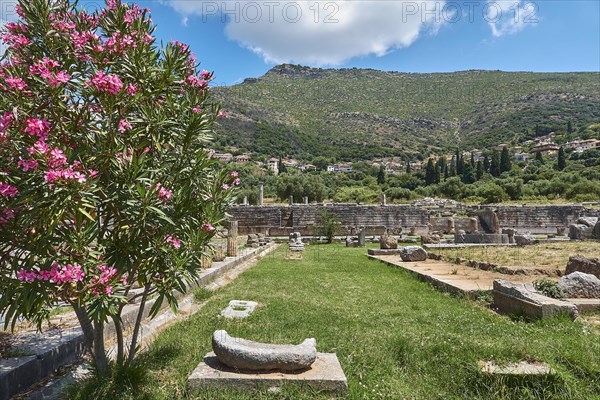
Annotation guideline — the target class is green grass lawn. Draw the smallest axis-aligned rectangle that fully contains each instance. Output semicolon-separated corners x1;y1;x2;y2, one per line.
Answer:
67;244;600;400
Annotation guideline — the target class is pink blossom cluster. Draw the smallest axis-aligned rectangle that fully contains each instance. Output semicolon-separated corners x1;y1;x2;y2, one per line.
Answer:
217;110;228;119
164;235;181;249
87;71;123;95
24;118;51;140
201;223;215;232
185;75;208;90
0;182;18;197
105;32;138;55
45;167;88;184
118;119;132;133
126;83;138;95
192;106;202;114
30;57;70;88
17;262;85;284
5;77;28;91
17;158;38;172
1;32;29;50
124;5;145;25
0;112;13;135
155;183;173;201
90;265;118;296
71;30;100;50
0;207;14;223
50;13;76;33
115;147;133;163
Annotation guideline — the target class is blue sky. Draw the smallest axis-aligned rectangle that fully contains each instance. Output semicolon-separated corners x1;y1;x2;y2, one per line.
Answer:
130;1;599;85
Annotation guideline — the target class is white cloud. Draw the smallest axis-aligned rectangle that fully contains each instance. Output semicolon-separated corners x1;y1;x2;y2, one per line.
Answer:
486;0;538;37
165;1;446;66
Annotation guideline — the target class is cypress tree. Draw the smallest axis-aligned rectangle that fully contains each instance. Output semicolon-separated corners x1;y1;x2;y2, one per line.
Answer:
535;151;544;164
500;147;511;173
483;154;490;172
449;156;457;176
457;154;465;175
425;159;436;185
490;150;500;177
557;147;566;170
567;121;573;134
470;153;475;168
377;165;386;184
406;161;412;174
476;160;484;180
434;161;441;184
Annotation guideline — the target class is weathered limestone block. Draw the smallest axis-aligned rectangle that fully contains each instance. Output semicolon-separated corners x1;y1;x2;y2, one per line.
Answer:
558;272;600;299
467;217;478;233
514;233;536;246
565;255;600;279
577;217;598;228
212;245;225;262
593;222;600;239
447;218;456;234
380;235;398;249
399;246;428;262
569;224;592;240
212;330;317;371
288;231;305;252
421;232;441;244
502;228;517;244
492;280;578;319
220;300;258;319
247;234;259;248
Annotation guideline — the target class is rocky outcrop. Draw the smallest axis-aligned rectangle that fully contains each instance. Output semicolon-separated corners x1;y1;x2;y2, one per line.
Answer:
400;246;428;262
558;272;600;298
565;255;600;279
212;330;317;371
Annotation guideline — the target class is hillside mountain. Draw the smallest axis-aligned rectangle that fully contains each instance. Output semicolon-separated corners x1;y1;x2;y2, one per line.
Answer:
212;64;600;161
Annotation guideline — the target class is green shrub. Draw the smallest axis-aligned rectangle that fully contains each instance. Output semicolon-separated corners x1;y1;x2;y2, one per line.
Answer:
533;278;565;299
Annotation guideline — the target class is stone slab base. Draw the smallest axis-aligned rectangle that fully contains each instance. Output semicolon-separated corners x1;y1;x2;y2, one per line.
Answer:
566;298;600;313
187;352;347;394
367;249;401;256
493;280;578;320
478;360;554;376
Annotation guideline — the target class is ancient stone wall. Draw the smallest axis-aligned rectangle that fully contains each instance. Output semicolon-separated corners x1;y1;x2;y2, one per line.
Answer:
230;204;599;236
230;204;430;235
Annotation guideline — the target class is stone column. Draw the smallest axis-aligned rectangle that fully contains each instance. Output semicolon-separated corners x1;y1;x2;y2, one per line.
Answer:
227;221;238;257
242;196;248;206
259;185;264;206
381;193;387;206
288;195;293;206
358;228;366;247
303;196;309;205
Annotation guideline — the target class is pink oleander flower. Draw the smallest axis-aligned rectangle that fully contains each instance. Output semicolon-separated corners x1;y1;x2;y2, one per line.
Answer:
1;33;29;49
0;183;18;197
25;118;51;140
230;171;238;178
28;140;50;155
186;75;207;89
126;83;138;95
192;106;202;114
87;71;123;95
217;110;228;119
97;264;117;284
5;77;27;91
0;112;13;132
17;158;38;172
49;148;67;168
118;119;132;133
155;183;173;201
232;177;241;186
201;223;215;232
48;71;71;87
164;234;181;249
0;207;14;223
106;0;120;11
17;269;37;282
222;183;230;190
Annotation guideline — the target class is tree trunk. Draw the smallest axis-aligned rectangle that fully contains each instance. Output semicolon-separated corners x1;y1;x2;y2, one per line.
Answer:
112;314;125;366
72;302;110;378
93;320;110;378
127;283;150;365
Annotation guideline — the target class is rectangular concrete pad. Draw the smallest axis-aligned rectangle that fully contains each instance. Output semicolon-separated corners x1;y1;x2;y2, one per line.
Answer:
187;352;347;394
